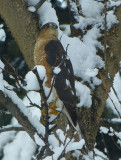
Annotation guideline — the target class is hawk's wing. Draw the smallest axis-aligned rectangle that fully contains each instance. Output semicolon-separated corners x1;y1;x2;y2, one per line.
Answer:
45;40;65;67
45;40;77;126
45;40;75;92
45;40;89;149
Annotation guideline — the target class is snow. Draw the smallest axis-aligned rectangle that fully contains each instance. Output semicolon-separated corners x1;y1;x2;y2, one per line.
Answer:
94;148;108;160
23;70;40;91
82;151;94;160
56;0;67;9
106;71;121;117
37;2;59;25
23;65;46;91
48;134;59;148
100;126;109;134
75;81;92;108
107;0;121;8
0;60;5;92
43;82;55;103
56;129;66;144
2;79;45;137
25;0;59;25
117;132;121;147
2;132;36;160
0;28;6;42
65;139;85;153
111;118;121;123
91;77;102;86
35;65;46;80
44;144;64;160
28;6;36;12
0;131;15;151
23;91;41;119
80;0;104;18
0;24;3;28
85;68;99;77
60;25;71;36
72;150;82;159
34;133;45;146
0;117;36;160
53;67;61;75
106;10;119;30
59;30;104;82
113;72;121;101
106;87;121;116
66;124;69;132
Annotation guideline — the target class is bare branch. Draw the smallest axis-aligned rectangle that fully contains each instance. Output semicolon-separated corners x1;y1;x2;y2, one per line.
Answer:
101;133;111;160
0;91;44;142
35;0;46;10
0;126;24;133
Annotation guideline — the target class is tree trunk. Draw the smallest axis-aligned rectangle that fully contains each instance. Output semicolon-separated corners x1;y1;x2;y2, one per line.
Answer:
0;0;40;69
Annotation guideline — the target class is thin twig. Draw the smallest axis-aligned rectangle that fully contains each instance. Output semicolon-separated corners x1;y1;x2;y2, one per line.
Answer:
0;110;10;114
58;137;72;160
35;0;46;10
111;136;121;150
45;76;56;101
101;118;121;123
26;94;41;109
99;71;121;118
0;126;24;133
101;121;121;150
101;133;111;160
36;145;47;160
104;2;107;67
32;68;50;159
112;86;121;106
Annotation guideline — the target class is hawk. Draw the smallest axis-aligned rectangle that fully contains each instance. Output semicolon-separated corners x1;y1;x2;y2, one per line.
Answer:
34;22;89;149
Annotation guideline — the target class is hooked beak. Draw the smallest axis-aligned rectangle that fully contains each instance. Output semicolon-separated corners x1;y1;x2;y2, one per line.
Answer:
54;24;58;29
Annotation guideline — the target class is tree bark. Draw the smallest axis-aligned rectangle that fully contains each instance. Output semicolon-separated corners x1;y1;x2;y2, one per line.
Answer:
0;0;121;156
67;0;121;149
0;0;40;69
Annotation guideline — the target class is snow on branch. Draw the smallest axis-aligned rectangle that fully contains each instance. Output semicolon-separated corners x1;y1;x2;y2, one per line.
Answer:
0;59;95;159
0;126;24;133
0;59;45;146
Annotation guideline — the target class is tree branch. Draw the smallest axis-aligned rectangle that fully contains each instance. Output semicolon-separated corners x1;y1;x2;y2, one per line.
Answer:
35;0;46;10
67;1;121;149
0;126;24;133
0;91;42;142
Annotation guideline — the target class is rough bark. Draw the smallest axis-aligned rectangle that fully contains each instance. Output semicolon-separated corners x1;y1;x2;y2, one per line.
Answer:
67;0;121;150
0;0;121;157
79;6;121;149
0;0;40;69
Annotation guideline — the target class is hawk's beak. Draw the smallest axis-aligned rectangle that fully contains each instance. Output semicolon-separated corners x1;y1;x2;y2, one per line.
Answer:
54;24;58;29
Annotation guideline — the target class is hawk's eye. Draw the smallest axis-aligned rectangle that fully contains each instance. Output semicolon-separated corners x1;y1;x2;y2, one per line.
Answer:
46;24;50;28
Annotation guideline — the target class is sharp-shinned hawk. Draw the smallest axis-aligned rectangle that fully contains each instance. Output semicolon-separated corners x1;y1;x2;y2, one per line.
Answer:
34;22;89;149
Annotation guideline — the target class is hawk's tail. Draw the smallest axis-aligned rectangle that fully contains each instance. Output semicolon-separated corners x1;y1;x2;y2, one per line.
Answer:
63;103;90;150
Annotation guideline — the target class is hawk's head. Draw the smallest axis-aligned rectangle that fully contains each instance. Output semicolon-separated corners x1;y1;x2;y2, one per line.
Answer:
39;22;58;39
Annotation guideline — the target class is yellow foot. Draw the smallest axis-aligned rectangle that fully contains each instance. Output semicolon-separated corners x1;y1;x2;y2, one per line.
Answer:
41;99;60;124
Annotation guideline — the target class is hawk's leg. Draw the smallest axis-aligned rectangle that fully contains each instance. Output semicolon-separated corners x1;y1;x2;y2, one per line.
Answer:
40;98;61;125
